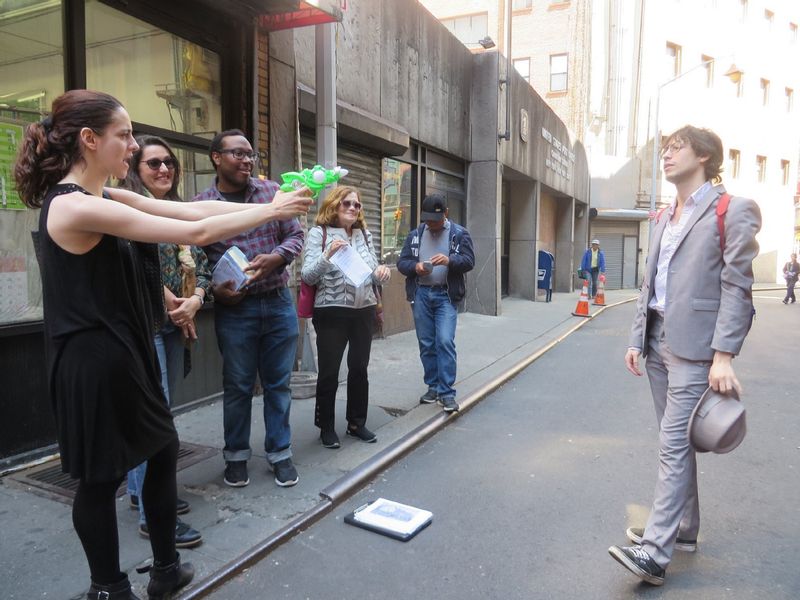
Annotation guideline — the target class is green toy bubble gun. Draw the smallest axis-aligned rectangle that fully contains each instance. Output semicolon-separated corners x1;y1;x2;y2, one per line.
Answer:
279;165;349;199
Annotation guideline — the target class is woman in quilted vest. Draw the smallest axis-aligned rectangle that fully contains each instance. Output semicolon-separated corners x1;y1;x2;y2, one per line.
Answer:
301;186;390;449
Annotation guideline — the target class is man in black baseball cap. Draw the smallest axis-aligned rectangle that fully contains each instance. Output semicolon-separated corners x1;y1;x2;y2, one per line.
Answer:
396;193;475;413
420;194;447;222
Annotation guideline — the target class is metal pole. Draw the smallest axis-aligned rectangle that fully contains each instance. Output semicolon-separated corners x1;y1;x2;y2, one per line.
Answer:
649;90;660;237
315;22;337;175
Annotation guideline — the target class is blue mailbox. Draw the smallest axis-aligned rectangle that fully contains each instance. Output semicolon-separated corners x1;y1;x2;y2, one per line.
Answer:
537;250;554;302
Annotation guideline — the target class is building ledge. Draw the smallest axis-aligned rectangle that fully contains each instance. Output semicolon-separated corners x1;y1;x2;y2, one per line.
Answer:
297;83;410;156
593;208;650;221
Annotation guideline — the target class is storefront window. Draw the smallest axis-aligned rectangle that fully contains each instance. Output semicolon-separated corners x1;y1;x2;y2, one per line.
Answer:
170;144;216;200
0;0;64;325
85;0;222;137
426;169;465;226
381;158;412;264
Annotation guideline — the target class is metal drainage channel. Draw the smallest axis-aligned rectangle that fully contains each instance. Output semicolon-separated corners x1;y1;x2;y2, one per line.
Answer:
5;442;217;504
176;298;636;600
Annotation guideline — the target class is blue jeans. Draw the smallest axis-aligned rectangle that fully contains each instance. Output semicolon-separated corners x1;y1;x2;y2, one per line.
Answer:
127;328;183;524
583;268;599;298
215;288;298;464
413;286;458;399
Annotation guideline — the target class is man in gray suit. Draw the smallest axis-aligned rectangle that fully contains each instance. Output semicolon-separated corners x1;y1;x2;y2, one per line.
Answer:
608;126;761;585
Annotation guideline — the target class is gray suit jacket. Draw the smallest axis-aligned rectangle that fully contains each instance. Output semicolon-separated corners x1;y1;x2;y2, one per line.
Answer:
629;184;761;361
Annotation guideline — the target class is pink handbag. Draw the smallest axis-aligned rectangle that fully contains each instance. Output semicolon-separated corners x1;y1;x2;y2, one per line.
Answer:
297;226;326;318
297;281;316;318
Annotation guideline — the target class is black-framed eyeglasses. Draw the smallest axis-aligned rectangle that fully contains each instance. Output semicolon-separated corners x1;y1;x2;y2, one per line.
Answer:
141;158;176;170
218;149;259;162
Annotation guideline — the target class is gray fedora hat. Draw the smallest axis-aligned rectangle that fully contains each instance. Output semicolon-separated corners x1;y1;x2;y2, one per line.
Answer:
688;386;746;454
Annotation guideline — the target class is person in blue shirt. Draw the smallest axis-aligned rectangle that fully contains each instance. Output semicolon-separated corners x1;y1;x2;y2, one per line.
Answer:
580;239;606;298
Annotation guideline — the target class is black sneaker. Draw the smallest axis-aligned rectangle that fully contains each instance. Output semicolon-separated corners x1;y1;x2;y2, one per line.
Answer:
419;389;438;404
608;545;665;586
346;425;377;443
626;527;697;552
130;494;190;515
320;429;341;449
270;458;299;487
439;396;459;413
138;519;203;549
223;461;249;487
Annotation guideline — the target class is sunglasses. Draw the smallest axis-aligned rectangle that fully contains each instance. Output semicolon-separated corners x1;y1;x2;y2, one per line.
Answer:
141;158;176;170
340;199;362;210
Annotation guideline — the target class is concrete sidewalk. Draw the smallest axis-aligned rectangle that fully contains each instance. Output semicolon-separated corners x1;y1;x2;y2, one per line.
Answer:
0;287;649;599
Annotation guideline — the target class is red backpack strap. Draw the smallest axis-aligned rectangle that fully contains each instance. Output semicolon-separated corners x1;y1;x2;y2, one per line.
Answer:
716;193;732;252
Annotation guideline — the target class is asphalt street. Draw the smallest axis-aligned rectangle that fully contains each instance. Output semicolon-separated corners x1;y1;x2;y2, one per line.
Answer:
208;292;800;600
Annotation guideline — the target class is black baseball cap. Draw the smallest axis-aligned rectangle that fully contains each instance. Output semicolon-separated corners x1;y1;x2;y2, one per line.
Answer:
420;193;447;222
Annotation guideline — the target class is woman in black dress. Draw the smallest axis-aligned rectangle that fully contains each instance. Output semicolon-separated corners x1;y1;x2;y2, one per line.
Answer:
14;90;311;600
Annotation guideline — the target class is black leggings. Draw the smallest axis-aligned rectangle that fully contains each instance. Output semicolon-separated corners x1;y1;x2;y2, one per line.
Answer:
73;436;179;584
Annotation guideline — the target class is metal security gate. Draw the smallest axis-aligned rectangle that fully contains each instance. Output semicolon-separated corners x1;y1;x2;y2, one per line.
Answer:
591;220;640;290
594;234;624;289
300;133;383;257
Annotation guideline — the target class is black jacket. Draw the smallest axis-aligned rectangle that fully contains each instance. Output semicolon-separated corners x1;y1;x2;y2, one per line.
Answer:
784;260;800;283
396;221;475;304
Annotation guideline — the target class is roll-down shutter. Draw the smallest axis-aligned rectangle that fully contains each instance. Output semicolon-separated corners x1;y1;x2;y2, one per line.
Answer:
594;234;623;289
300;133;382;258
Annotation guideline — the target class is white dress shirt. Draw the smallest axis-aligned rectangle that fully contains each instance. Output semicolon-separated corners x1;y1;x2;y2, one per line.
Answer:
648;181;713;314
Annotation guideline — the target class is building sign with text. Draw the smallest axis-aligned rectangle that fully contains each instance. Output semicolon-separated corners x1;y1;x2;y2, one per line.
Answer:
541;127;574;181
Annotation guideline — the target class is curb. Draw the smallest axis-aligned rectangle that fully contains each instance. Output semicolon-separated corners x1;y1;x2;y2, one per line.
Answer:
176;296;636;599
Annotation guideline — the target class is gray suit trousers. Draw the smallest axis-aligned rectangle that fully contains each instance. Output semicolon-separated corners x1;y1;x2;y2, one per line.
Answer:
642;314;708;567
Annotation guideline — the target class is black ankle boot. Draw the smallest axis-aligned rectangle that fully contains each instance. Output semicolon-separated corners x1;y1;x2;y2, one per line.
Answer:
146;553;194;600
87;575;141;599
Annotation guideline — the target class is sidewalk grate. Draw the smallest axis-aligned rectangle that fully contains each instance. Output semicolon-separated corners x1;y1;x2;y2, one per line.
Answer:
4;441;217;505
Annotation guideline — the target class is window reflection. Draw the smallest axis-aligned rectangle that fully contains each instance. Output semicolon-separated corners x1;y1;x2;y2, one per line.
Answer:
0;0;64;325
426;170;464;226
85;0;222;136
381;159;412;264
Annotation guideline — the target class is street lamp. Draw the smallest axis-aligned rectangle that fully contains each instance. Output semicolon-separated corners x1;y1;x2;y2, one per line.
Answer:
648;58;737;231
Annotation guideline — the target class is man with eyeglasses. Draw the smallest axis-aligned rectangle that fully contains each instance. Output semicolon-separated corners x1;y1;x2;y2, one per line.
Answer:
609;126;761;586
193;129;304;489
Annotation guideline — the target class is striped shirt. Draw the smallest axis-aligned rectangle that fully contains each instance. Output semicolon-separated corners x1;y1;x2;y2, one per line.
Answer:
193;177;304;295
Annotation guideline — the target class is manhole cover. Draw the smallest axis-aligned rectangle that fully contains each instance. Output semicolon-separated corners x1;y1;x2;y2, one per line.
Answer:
5;441;217;504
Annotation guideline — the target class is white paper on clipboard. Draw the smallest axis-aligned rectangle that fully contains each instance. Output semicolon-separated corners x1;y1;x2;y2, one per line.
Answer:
330;244;372;286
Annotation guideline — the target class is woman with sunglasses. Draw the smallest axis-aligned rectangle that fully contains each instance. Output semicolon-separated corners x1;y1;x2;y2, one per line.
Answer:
118;135;209;550
301;186;390;449
14;90;311;600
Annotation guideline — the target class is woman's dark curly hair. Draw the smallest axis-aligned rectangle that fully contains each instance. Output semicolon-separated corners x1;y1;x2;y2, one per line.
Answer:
14;90;123;208
118;135;183;201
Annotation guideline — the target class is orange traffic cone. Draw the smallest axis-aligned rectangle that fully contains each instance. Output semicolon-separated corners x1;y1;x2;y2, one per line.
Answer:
592;273;606;306
572;279;591;317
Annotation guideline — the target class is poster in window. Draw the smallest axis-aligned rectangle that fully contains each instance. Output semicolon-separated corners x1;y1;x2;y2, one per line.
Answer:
0;120;25;211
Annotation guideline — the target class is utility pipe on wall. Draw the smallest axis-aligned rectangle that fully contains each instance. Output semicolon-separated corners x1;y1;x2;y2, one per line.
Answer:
499;0;512;141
